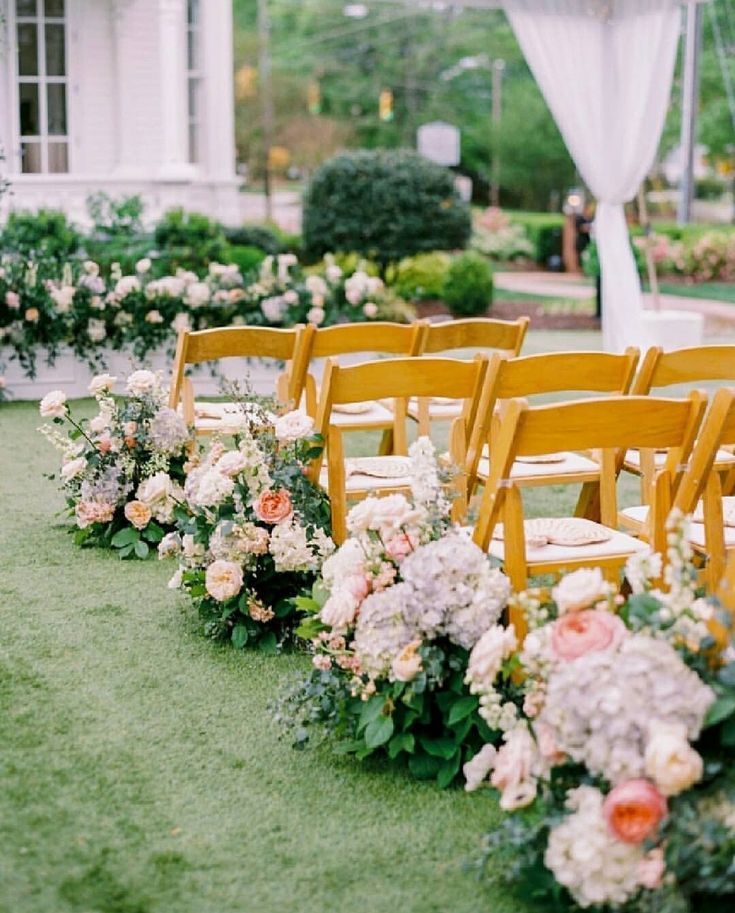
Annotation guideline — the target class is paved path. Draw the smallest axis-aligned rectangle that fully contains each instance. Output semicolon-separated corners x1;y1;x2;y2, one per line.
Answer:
494;271;735;329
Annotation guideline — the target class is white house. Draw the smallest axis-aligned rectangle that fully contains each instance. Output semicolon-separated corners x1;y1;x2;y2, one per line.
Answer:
0;0;241;225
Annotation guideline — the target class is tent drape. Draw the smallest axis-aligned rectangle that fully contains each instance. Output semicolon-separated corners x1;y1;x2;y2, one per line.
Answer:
504;0;681;350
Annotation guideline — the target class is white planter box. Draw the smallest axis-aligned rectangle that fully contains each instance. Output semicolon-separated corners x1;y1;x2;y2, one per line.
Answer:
640;310;705;352
2;347;281;401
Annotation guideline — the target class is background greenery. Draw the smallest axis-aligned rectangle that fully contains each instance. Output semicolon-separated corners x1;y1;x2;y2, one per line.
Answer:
233;0;735;208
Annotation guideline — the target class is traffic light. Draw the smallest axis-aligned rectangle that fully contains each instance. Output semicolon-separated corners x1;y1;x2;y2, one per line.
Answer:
379;89;394;122
307;80;321;115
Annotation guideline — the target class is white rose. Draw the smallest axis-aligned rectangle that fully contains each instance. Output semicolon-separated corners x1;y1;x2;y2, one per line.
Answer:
274;410;314;443
552;568;607;614
391;639;423;682
325;264;342;283
306;306;325;325
83;260;100;276
644;720;704;796
283;289;299;305
467;624;518;690
205;560;244;602
87;318;107;342
261;296;286;323
137;471;172;505
39;390;67;419
60;456;87;481
136;257;152;274
305;274;328;297
362;301;378;318
184;281;210;308
172;312;190;334
320;590;360;631
216;451;248;477
115;275;141;297
168;569;183;590
126;369;158;395
88;373;117;395
463;743;498;792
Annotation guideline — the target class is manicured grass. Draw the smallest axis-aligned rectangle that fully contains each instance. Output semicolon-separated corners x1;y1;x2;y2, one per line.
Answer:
0;399;530;913
655;281;735;305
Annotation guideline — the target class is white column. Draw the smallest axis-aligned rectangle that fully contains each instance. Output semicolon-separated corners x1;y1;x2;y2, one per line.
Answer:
200;0;237;181
157;0;193;180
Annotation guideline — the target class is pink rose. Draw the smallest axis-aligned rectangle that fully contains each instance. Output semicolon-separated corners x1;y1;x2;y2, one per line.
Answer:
638;847;666;890
535;721;566;765
603;779;667;845
5;290;20;309
550;609;627;662
344;574;370;602
252;489;293;525
385;531;418;562
490;725;538;810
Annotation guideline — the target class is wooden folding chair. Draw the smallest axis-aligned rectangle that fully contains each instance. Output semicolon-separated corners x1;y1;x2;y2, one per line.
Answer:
408;316;529;436
472;392;706;638
299;320;427;455
624;345;735;502
465;348;640;500
169;325;309;434
620;387;735;590
308;354;488;543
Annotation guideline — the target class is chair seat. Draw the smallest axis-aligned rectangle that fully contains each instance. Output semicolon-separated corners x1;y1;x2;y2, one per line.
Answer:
328;400;395;429
624;447;735;471
190;400;263;434
320;455;413;493
406;397;463;421
487;526;649;564
477;451;600;482
621;502;735;548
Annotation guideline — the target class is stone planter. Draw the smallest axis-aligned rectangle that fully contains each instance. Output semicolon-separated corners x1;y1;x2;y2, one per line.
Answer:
2;347;282;401
639;310;705;352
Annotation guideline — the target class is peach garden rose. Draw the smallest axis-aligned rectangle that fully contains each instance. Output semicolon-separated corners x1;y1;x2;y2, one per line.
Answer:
253;489;293;525
205;560;244;603
602;779;667;844
124;500;152;530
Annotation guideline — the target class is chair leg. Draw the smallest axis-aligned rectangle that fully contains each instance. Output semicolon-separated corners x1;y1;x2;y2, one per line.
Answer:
379;429;395;456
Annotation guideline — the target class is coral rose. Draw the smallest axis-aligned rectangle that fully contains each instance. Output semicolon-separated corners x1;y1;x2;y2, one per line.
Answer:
253;489;293;524
550;609;627;662
124;500;152;530
391;639;423;682
205;560;244;602
603;779;667;844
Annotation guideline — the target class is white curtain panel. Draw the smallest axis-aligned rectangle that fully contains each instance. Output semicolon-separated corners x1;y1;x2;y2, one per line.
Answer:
503;0;682;350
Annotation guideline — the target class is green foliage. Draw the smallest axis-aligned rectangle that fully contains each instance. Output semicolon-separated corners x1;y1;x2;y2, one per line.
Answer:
392;252;452;302
153;208;229;271
508;212;565;266
582;239;646;279
303;150;471;269
441;251;493;317
223;224;285;255
224;244;267;277
86;193;145;238
0;209;82;261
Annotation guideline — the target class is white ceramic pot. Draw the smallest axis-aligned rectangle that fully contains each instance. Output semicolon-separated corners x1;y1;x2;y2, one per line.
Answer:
639;310;705;352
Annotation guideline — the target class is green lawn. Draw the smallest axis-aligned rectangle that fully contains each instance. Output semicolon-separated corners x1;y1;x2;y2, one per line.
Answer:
655;281;735;305
1;398;535;913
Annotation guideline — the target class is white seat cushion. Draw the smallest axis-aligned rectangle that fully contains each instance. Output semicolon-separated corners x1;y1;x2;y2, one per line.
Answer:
620;503;735;548
477;451;599;481
624;447;735;469
406;397;463;421
329;400;395;427
487;528;649;563
320;456;413;493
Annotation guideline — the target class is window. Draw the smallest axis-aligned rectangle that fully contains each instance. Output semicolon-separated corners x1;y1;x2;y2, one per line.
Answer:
186;0;201;164
15;0;69;174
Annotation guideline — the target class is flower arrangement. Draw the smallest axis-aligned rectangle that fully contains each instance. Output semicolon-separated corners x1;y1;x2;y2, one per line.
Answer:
274;439;512;787
39;369;194;558
0;253;412;379
166;401;333;652
470;515;735;912
471;207;535;263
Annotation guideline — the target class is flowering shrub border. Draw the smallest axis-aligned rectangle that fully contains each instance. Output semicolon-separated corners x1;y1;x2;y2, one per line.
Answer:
1;254;412;378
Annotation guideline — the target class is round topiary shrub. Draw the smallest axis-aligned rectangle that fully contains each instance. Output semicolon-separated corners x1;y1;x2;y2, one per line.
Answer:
302;149;471;270
0;209;82;261
442;252;493;317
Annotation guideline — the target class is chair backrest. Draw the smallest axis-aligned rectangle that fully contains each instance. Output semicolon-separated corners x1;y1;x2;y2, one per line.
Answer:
419;316;529;356
307;320;427;358
169;324;308;412
633;345;735;394
467;347;640;486
309;354;488;478
673;387;735;513
472;392;706;554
